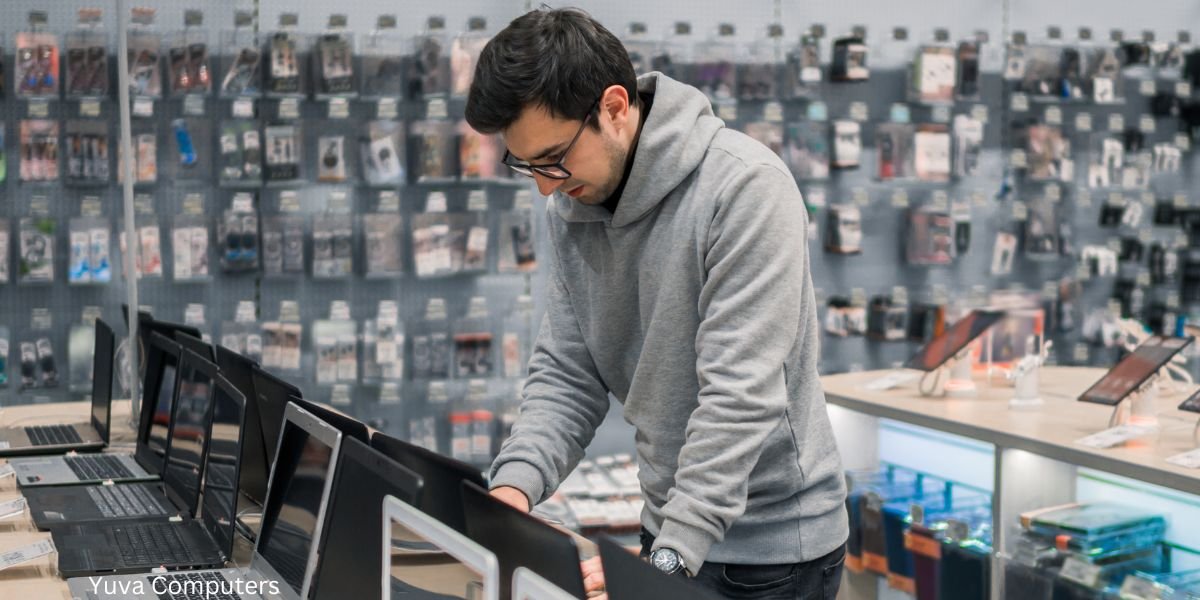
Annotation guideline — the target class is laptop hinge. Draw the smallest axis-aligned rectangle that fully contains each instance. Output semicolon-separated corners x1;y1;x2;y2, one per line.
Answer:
100;479;114;486
169;515;183;522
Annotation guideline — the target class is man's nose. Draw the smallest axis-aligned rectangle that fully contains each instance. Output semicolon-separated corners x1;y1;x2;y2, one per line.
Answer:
534;173;566;197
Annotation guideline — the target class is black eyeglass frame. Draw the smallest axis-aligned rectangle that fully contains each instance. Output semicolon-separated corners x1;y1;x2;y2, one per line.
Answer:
501;96;603;180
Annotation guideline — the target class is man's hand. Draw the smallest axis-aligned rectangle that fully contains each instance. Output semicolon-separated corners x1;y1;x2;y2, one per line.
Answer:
489;486;531;512
581;555;606;598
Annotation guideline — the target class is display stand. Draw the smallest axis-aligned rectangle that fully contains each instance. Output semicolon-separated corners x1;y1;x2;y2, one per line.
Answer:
918;348;976;397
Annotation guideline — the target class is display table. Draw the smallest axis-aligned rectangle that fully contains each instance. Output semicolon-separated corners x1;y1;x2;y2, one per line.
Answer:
822;366;1200;600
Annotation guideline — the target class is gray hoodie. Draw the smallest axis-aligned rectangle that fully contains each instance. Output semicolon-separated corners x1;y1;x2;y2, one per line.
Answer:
490;72;848;571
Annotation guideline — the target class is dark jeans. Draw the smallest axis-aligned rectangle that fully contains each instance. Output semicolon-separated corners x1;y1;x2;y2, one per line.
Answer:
639;529;846;599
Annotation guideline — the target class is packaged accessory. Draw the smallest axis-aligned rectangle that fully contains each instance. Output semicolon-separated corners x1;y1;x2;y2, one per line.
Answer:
409;16;450;98
219;12;261;97
314;21;355;97
219;121;263;184
19;217;55;283
264;124;301;182
825;205;863;254
450;17;490;98
364;213;404;278
361;16;403;98
19;120;60;183
876;123;915;181
361;121;405;184
831;120;862;169
912;45;957;103
219;192;259;273
65;10;108;97
956;40;981;98
785;122;830;180
412;120;457;182
16;17;60;98
454;297;495;378
267;28;304;95
739;25;783;101
831;36;869;81
412;298;451;379
742;122;785;158
906;207;956;265
168;11;210;96
317;135;348;182
458;121;507;181
498;192;537;273
65;120;110;186
913;124;951;182
126;18;162;98
952;116;983;177
785;33;823;98
0;220;9;284
1024;124;1072;182
691;24;738;102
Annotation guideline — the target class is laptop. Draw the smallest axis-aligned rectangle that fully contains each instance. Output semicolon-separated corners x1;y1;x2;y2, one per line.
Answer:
0;319;114;457
597;536;722;600
215;345;271;506
383;494;500;600
512;567;577;600
371;431;486;535
175;331;216;361
461;481;587;600
67;401;345;600
52;374;248;577
15;330;189;487
123;305;202;381
308;437;423;600
293;397;371;445
23;348;216;529
250;365;304;470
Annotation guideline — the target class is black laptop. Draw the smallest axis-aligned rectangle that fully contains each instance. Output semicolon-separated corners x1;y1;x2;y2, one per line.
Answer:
308;437;423;600
0;319;115;457
597;536;722;600
371;431;486;535
461;481;587;600
249;365;303;469
214;345;271;506
24;348;217;529
175;331;216;362
14;331;184;487
52;374;248;577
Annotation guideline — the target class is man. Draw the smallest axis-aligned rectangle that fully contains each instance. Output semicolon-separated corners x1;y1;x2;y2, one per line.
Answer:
466;8;848;598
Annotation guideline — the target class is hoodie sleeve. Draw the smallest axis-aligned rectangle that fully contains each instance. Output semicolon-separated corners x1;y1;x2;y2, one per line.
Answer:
652;163;807;572
488;247;610;507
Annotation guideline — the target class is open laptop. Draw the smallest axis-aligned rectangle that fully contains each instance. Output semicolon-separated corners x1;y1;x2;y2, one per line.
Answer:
383;494;500;600
371;431;486;535
597;536;722;600
68;401;345;600
513;567;577;600
14;331;186;487
52;374;248;577
461;481;587;600
250;365;304;470
123;305;202;381
23;348;216;529
175;331;216;361
308;437;423;600
215;345;271;506
0;319;114;457
293;397;370;445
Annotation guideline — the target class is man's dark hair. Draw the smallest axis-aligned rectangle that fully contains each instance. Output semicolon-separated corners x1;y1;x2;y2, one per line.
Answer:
465;8;637;134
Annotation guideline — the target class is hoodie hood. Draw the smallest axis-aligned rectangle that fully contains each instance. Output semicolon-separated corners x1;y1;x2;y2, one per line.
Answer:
552;72;725;228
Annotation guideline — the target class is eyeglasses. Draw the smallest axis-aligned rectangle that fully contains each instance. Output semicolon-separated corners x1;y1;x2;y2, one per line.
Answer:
502;96;601;180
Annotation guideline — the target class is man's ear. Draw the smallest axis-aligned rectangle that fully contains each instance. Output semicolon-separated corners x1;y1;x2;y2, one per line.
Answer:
601;84;632;132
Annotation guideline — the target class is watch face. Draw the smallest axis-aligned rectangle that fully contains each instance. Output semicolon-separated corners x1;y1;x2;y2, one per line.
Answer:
652;549;680;573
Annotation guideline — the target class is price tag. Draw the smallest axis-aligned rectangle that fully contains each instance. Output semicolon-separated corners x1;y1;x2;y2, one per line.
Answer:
1045;106;1063;125
1011;93;1029;112
0;497;27;520
763;101;784;123
1138;228;1152;243
80;99;101;117
0;539;55;572
931;191;949;210
1175;134;1191;152
231;192;254;213
28;100;49;118
1108;113;1125;133
184;94;205;116
1076;190;1092;208
1167;291;1182;309
330;301;351;321
1177;81;1193;98
232;98;255;118
1109;193;1127;207
467;189;488;211
1045;184;1062;202
891;190;909;208
279;98;300;120
805;188;827;208
1013;201;1028;221
1139;79;1157;96
972;192;988;208
853;189;870;207
377;98;398;120
133;97;154;117
1139;115;1156;134
1075;425;1153;449
889;103;911;123
806;101;828;121
1166;448;1200;469
1136;272;1151;287
1073;343;1090;362
931;105;950;124
426;192;448;213
1174;193;1189;209
1119;575;1163;600
328;98;350;119
378;190;400;212
849;101;869;122
1010;149;1028;168
970;104;989;123
1175;233;1189;248
717;103;738;121
1075;112;1093;132
1058;556;1103;588
904;531;942;559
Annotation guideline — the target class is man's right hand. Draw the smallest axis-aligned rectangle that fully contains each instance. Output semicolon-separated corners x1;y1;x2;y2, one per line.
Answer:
490;486;531;512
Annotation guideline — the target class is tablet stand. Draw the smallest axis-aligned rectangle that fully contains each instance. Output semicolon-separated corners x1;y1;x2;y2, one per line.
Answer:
1107;374;1160;430
919;348;976;398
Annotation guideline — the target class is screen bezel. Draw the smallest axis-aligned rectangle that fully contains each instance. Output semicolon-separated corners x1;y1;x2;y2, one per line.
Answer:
249;366;304;468
1078;336;1194;406
89;319;116;444
161;348;219;517
174;331;216;362
215;345;270;506
201;374;247;559
1179;388;1200;414
903;309;1006;371
382;494;500;600
370;431;486;535
135;332;182;475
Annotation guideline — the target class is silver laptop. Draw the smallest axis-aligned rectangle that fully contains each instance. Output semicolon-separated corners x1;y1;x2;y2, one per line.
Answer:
67;402;344;600
383;494;500;600
513;568;577;600
11;329;181;486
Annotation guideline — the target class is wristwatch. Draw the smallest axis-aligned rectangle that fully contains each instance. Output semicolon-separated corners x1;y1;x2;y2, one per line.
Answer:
649;547;689;577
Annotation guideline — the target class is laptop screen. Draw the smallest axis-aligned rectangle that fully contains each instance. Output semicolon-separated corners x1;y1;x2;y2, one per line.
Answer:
250;367;303;468
386;496;498;600
202;378;246;559
371;432;486;535
143;335;182;463
215;346;270;506
162;351;214;516
90;319;116;443
309;438;422;600
258;413;337;595
461;482;585;600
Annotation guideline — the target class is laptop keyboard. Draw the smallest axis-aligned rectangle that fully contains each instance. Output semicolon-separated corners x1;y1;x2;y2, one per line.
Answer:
113;522;201;566
65;454;134;481
151;571;238;600
86;484;169;519
25;424;83;446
